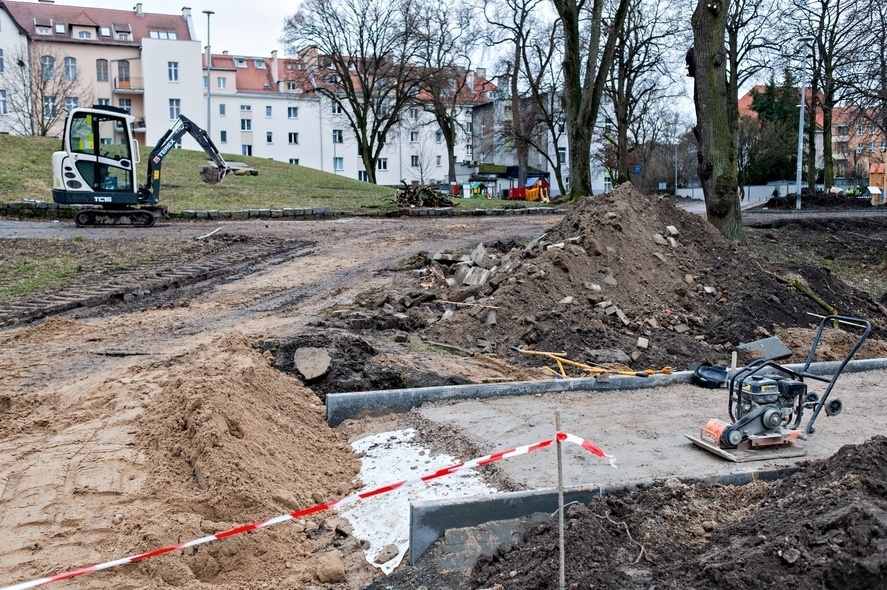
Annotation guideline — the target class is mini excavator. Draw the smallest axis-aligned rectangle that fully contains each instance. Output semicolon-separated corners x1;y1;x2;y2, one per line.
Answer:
52;104;230;227
686;315;871;462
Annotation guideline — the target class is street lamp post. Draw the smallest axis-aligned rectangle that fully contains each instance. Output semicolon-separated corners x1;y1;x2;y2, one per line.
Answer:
203;10;214;137
795;36;814;210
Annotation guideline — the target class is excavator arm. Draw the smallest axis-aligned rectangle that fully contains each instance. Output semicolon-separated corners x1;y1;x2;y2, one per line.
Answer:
141;115;230;203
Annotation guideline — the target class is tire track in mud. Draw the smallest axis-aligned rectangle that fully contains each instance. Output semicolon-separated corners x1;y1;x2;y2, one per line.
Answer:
0;238;314;328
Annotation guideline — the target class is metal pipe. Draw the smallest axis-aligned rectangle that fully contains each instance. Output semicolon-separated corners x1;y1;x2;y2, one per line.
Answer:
203;10;214;138
795;36;814;210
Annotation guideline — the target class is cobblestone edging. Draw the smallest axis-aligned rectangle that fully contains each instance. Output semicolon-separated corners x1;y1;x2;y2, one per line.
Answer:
0;201;563;221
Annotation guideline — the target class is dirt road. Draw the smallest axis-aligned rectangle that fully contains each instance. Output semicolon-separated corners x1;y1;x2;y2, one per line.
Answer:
0;216;555;589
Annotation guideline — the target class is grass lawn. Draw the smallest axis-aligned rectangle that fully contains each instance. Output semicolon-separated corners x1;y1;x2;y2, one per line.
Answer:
0;134;551;214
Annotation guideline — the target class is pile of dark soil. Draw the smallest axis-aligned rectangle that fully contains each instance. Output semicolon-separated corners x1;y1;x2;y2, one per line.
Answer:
415;184;885;371
471;436;887;590
765;190;873;210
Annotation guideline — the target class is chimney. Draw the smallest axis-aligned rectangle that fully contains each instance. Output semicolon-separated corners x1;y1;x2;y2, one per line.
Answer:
182;7;192;18
475;67;486;79
222;50;229;54
37;0;55;3
466;70;475;88
271;50;279;83
134;3;143;16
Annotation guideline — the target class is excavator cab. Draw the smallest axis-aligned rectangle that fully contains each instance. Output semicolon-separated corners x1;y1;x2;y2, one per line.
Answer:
52;105;142;207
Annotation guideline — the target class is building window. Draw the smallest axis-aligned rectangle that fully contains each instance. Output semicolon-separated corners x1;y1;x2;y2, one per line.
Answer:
169;99;181;119
0;90;7;115
100;26;111;37
242;144;252;156
168;61;178;82
332;129;343;143
118;98;131;113
558;147;566;164
288;132;299;144
870;142;876;153
289;158;300;165
378;158;388;171
410;131;419;143
43;97;56;118
118;33;130;41
37;27;51;35
79;31;92;39
411;107;420;119
288;106;298;119
0;49;4;74
358;170;369;182
254;58;265;69
240;104;251;111
466;144;473;156
41;56;55;78
220;130;227;143
63;57;77;80
149;30;177;39
96;59;108;81
241;119;252;131
119;61;130;83
436;155;442;167
333;157;344;171
435;131;442;144
286;81;298;91
331;102;343;114
203;76;208;88
235;58;247;68
411;155;420;167
65;97;78;112
265;105;272;117
266;131;273;144
219;103;226;116
881;140;887;152
870;125;877;135
858;126;865;136
466;122;473;134
97;98;110;106
217;77;226;89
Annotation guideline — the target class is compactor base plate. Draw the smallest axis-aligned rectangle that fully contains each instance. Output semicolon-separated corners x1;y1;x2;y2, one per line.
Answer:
684;434;807;462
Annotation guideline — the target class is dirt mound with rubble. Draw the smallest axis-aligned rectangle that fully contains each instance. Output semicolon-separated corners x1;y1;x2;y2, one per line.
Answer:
471;435;887;589
410;183;884;372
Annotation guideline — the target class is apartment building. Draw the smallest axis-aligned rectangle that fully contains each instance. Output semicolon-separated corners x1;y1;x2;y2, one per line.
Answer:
204;48;490;184
0;1;205;149
831;107;887;186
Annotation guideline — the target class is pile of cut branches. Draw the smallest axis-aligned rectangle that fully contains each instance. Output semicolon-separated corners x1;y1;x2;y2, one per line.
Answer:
393;181;458;208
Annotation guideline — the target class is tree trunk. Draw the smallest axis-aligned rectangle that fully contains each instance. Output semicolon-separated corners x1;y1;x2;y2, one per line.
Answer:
691;0;744;242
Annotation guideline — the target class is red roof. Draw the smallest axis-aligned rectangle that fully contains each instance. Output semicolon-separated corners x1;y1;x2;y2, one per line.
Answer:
0;1;192;45
738;85;824;129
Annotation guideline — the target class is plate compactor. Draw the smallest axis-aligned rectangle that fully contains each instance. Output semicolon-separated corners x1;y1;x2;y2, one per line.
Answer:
686;315;871;462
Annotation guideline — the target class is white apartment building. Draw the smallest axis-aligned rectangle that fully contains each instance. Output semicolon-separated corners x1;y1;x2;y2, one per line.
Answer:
204;49;487;185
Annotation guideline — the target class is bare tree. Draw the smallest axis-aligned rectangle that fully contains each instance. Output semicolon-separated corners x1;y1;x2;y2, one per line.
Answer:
782;0;866;189
416;0;485;184
602;0;685;184
283;0;433;184
552;0;632;199
691;0;744;241
484;0;546;187
0;41;92;137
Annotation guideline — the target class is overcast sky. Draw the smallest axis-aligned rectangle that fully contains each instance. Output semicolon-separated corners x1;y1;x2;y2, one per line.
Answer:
44;0;292;58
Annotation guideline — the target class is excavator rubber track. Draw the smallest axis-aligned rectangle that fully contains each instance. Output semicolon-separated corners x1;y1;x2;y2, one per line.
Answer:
74;207;162;228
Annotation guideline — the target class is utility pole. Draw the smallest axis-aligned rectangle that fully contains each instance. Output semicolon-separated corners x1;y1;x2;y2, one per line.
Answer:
203;10;214;138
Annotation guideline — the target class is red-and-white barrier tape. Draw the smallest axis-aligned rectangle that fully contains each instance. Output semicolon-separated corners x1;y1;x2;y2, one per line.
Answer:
1;431;614;590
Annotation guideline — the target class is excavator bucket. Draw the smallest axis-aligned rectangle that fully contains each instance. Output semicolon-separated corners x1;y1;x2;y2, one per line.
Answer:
198;165;222;184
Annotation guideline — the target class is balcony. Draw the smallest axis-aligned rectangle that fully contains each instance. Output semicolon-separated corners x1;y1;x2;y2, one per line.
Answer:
114;77;144;93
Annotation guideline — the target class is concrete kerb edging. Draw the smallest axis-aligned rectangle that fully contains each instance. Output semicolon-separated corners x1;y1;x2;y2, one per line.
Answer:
326;358;887;427
0;202;563;221
408;467;799;565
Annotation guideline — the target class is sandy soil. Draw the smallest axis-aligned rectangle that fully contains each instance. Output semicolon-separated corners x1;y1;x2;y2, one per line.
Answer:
0;216;554;589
